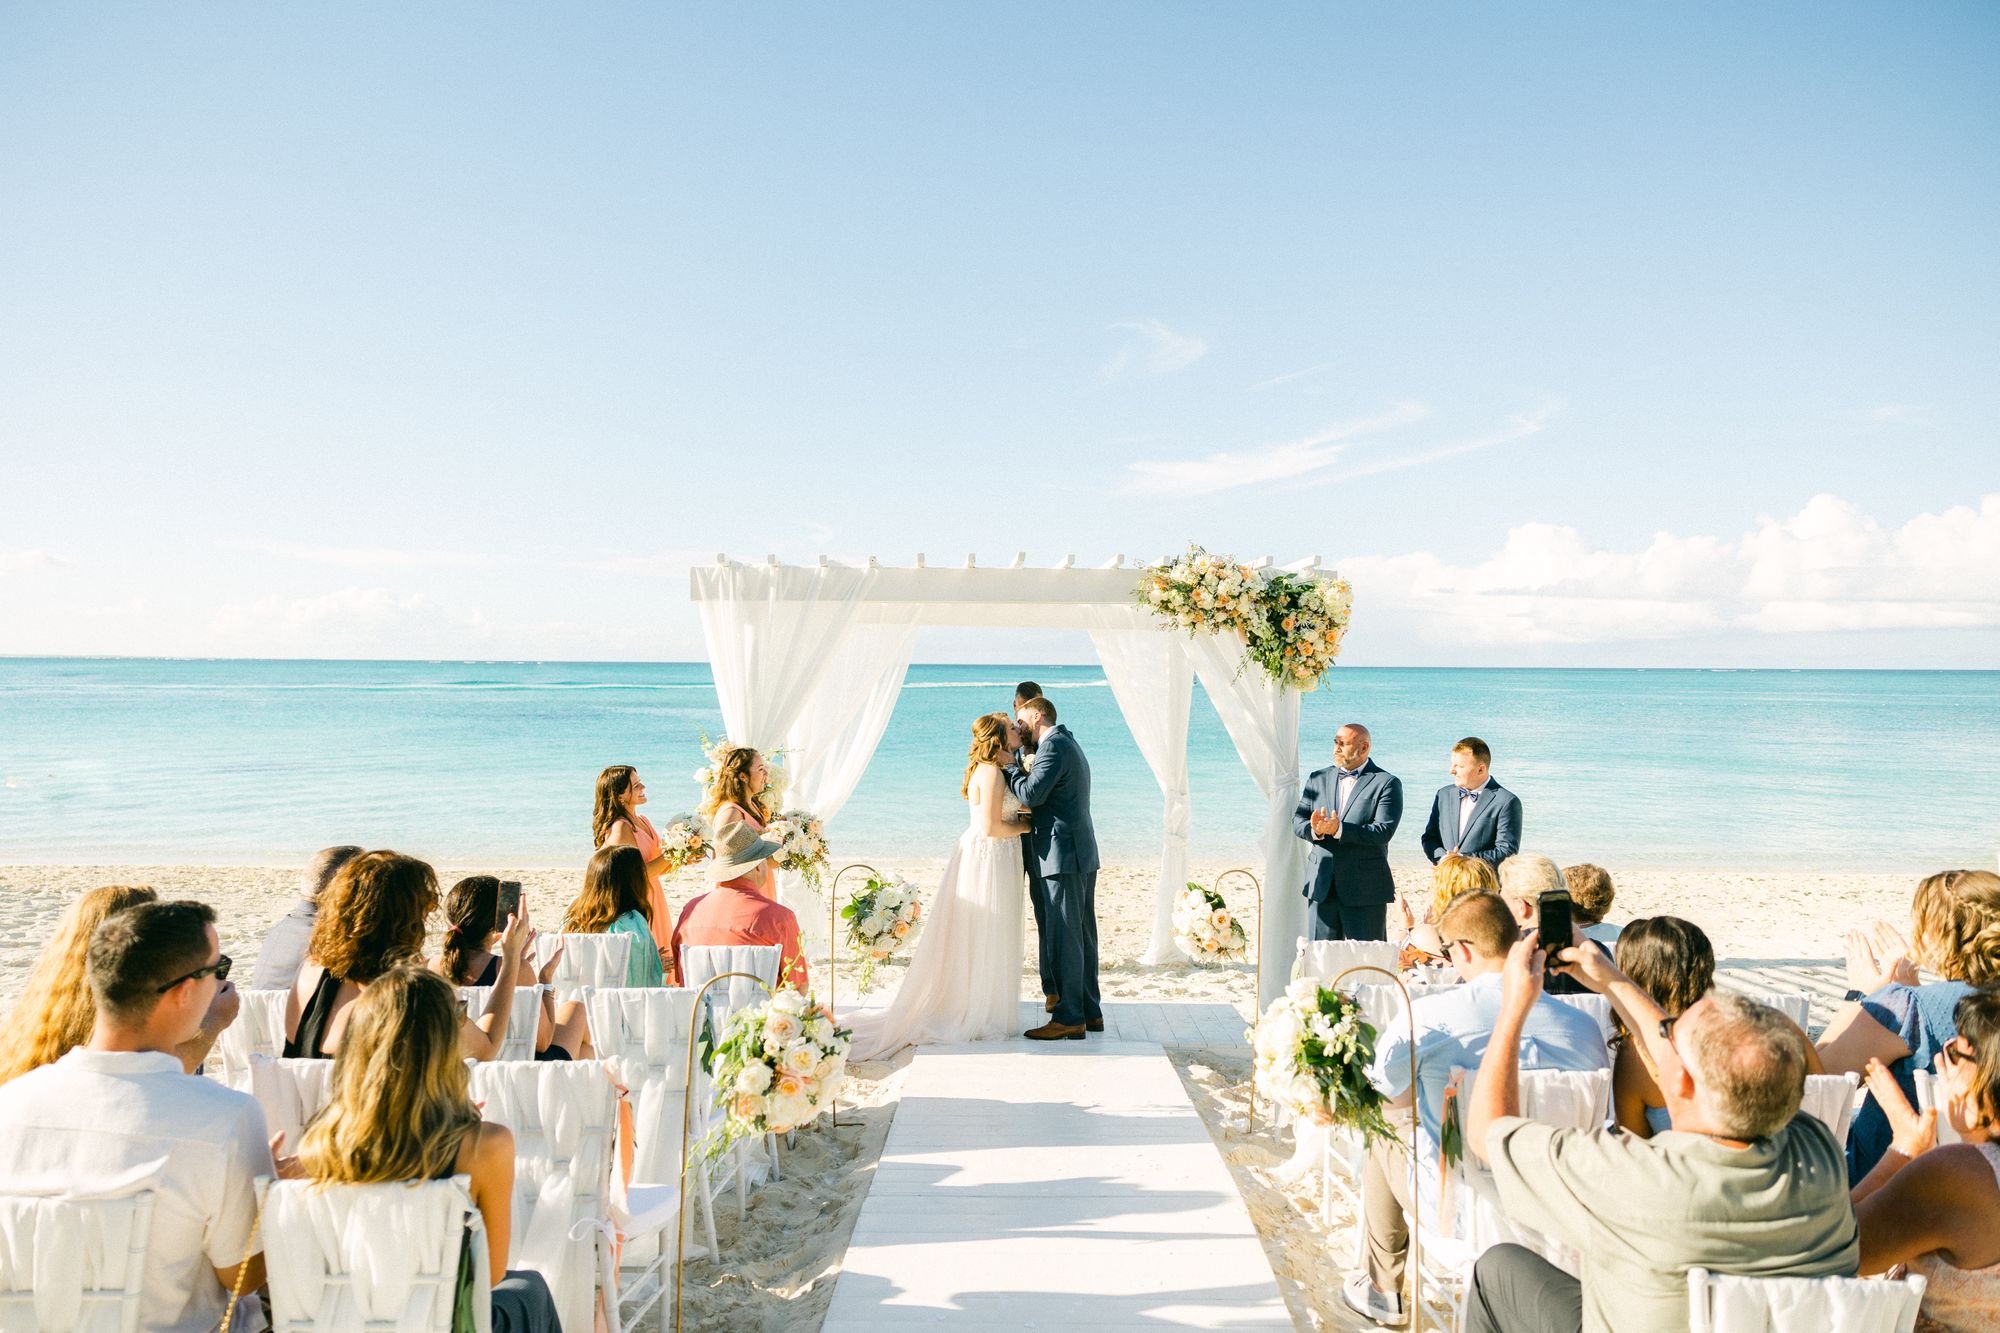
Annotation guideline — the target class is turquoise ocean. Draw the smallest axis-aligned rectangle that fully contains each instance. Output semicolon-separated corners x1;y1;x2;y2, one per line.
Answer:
2;659;1995;873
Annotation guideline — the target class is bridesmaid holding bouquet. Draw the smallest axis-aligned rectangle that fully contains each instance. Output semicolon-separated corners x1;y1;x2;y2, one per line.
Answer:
701;745;779;898
592;765;675;957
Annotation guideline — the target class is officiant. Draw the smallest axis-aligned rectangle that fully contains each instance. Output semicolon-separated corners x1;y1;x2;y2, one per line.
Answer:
1291;723;1404;941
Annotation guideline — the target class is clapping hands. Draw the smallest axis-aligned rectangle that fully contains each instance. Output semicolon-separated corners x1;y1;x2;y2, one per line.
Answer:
1866;1057;1937;1160
1845;921;1918;995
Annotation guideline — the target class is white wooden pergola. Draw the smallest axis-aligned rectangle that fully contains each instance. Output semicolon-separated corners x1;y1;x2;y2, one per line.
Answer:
688;553;1327;1005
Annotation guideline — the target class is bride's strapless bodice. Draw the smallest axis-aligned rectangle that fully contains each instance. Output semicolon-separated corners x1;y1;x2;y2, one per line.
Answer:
965;765;1027;836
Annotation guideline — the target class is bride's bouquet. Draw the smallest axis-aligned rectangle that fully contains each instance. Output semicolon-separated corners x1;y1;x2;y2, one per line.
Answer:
703;988;850;1155
658;814;714;875
1171;880;1248;963
1249;977;1397;1142
762;810;830;889
841;874;923;991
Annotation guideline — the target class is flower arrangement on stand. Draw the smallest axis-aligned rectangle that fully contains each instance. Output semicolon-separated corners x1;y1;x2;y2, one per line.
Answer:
841;875;924;991
657;814;714;875
1136;545;1354;689
763;811;830;889
1171;881;1248;963
1248;977;1396;1141
703;988;850;1157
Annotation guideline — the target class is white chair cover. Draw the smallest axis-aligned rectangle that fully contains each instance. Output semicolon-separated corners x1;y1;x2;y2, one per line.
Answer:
1547;992;1616;1043
1292;938;1401;987
1749;991;1814;1030
532;934;633;1001
1914;1070;1964;1145
1799;1073;1862;1149
1687;1265;1926;1333
1348;980;1461;1038
680;945;781;1027
216;987;292;1090
458;985;545;1062
260;1176;491;1333
467;1061;618;1333
245;1055;336;1152
0;1188;155;1333
582;988;706;1186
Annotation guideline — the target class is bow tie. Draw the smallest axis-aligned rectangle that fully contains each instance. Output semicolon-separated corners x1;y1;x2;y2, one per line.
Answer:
1457;787;1481;800
1336;768;1364;780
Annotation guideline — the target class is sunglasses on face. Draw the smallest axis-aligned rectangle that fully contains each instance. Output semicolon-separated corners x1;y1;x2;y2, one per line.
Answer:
156;954;232;993
1941;1040;1976;1069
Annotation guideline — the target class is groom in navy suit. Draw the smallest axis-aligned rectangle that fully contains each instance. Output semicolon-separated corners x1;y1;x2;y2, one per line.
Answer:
1005;695;1101;1041
1292;723;1403;941
1419;736;1522;868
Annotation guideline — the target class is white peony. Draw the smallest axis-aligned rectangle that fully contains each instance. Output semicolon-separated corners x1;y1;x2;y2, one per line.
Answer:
764;1010;804;1045
769;989;809;1016
735;1061;773;1095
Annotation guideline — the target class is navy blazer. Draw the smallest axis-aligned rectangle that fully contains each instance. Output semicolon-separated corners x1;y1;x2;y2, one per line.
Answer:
1004;725;1100;879
1419;778;1522;867
1291;760;1402;906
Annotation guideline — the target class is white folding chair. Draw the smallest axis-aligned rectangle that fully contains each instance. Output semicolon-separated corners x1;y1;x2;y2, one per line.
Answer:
1750;991;1814;1031
1319;979;1459;1227
583;986;718;1332
1914;1069;1963;1145
1292;937;1402;985
1687;1265;1925;1332
1800;1072;1862;1149
0;1188;155;1333
260;1175;491;1333
215;987;292;1090
244;1055;335;1152
680;944;785;1199
1547;991;1616;1044
467;1060;618;1333
459;984;545;1062
532;933;634;1001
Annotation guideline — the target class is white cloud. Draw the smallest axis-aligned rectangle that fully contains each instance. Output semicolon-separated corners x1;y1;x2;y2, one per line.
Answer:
1857;403;1932;425
1335;401;1562;483
230;541;491;570
1124;402;1446;495
0;548;66;574
1248;360;1336;392
566;549;717;578
209;587;486;653
1339;492;2000;647
1101;319;1208;380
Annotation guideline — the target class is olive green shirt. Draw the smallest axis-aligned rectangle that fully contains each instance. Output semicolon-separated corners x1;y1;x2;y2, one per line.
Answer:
1484;1112;1859;1333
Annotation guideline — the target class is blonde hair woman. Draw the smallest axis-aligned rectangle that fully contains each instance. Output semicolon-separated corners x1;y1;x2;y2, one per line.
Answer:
593;765;676;951
1820;869;2000;1176
700;744;776;898
0;885;185;1082
1394;854;1499;964
299;966;558;1333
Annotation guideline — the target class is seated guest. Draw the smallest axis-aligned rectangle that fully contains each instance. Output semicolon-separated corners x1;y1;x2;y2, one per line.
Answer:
562;845;668;987
0;900;279;1333
1850;986;2000;1331
1563;863;1620;945
1340;891;1608;1327
1496;853;1588;995
1610;916;1821;1137
1819;870;2000;1176
300;965;559;1333
1460;935;1859;1333
668;823;808;990
593;765;677;957
432;875;591;1059
0;884;238;1082
286;850;527;1061
1395;853;1499;965
247;845;362;991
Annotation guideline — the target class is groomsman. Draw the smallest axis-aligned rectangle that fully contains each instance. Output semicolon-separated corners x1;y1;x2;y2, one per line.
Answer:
1292;723;1404;941
1419;736;1522;868
1014;680;1057;1010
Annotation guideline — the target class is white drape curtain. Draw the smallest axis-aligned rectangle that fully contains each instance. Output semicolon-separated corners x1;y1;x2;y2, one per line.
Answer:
691;561;877;750
1183;633;1306;1009
1084;607;1193;965
779;616;922;950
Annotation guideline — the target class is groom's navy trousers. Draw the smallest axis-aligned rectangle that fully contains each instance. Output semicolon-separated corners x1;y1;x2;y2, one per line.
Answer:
1025;853;1057;1000
1045;870;1101;1028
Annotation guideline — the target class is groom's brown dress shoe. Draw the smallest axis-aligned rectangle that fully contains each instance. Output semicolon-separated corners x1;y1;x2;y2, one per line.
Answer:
1025;1020;1086;1041
1085;1019;1104;1032
1044;994;1060;1012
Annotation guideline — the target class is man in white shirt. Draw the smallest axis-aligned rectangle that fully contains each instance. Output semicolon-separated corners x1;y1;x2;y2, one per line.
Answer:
0;900;277;1333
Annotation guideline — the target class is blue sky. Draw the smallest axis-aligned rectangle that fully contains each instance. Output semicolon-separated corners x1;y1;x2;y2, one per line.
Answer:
2;3;1995;665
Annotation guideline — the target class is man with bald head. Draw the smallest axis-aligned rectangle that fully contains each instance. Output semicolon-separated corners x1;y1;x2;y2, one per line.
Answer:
1292;723;1404;941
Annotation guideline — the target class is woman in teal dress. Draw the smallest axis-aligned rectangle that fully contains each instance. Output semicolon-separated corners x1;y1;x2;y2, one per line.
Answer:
561;845;666;987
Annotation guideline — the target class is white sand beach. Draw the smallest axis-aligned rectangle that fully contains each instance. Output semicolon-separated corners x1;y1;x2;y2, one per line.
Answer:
0;859;1922;1330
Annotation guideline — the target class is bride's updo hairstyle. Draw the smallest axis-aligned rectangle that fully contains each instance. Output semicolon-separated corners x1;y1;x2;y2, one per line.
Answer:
963;713;1013;798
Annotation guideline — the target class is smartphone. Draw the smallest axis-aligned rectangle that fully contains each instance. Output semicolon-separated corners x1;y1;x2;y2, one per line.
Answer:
1537;889;1574;956
496;880;523;921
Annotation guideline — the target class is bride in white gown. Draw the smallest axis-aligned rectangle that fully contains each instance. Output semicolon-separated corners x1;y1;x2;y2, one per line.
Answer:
845;713;1032;1062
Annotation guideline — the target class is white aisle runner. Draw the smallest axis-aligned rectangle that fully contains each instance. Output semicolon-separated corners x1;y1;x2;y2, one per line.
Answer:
823;1033;1292;1329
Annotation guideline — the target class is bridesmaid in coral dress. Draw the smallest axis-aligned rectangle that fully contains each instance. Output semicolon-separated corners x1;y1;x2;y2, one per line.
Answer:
593;765;675;959
700;746;778;899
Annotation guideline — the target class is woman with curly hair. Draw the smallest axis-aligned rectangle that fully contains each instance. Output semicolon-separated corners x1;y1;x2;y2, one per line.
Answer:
1820;869;2000;1176
0;885;234;1081
299;965;558;1333
700;745;777;898
284;851;529;1061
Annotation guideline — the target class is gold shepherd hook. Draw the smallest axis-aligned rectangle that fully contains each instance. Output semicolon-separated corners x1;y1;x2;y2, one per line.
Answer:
676;969;773;1333
1214;867;1262;1126
825;862;881;1130
1330;963;1425;1333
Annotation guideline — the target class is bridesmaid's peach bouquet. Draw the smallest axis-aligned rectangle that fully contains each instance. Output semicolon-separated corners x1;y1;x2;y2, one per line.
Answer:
704;987;850;1154
841;874;923;991
1172;880;1248;963
763;810;829;888
659;815;714;874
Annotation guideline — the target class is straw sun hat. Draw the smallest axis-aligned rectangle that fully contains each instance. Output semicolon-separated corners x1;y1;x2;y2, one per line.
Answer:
712;820;783;878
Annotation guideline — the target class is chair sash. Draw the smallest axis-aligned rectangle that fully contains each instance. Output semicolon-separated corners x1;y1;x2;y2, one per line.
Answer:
458;984;545;1062
216;988;293;1090
0;1184;156;1333
532;934;633;999
1291;938;1402;986
1689;1265;1926;1332
245;1055;336;1152
260;1176;490;1333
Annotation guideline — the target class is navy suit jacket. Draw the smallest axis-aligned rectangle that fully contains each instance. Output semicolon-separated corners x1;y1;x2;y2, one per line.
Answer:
1004;725;1100;879
1419;778;1522;867
1291;760;1402;906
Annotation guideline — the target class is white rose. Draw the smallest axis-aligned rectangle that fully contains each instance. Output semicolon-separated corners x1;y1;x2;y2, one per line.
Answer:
1285;976;1319;1005
769;989;809;1016
735;1061;773;1095
764;1011;803;1045
781;1043;819;1076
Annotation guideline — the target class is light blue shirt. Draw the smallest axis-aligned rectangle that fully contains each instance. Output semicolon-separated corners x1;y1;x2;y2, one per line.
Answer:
1366;972;1609;1197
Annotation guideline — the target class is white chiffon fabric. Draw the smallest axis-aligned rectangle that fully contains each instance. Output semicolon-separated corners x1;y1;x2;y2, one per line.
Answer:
845;780;1026;1062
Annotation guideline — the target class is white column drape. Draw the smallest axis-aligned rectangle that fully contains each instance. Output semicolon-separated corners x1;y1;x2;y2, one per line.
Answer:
691;561;877;750
1084;607;1193;965
779;616;922;950
1183;633;1306;1009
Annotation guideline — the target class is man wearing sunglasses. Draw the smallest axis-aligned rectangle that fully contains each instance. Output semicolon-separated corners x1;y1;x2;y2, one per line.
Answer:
1457;931;1859;1333
0;900;279;1333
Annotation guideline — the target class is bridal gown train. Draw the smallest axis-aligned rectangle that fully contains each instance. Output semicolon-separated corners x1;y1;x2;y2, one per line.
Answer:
844;785;1026;1062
